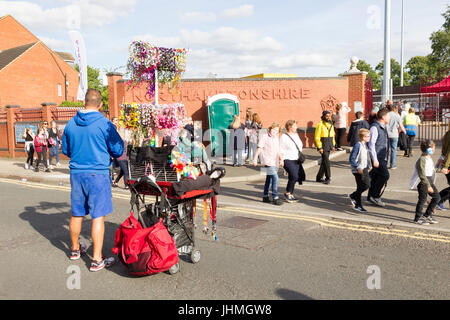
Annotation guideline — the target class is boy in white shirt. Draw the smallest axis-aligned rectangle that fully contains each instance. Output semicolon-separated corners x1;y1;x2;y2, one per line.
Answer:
410;140;439;225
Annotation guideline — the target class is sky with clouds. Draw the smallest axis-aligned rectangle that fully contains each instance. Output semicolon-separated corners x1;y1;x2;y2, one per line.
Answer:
1;0;449;81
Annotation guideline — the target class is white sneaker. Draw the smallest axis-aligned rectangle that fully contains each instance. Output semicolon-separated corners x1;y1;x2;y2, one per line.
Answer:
29;165;34;170
370;197;386;207
24;163;29;169
56;162;61;167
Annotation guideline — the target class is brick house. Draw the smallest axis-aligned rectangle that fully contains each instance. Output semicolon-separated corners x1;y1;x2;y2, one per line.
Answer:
0;15;79;109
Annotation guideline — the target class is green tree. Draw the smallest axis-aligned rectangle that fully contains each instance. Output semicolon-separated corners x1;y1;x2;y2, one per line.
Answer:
74;65;109;112
356;59;382;90
405;55;436;85
375;58;412;87
428;5;450;73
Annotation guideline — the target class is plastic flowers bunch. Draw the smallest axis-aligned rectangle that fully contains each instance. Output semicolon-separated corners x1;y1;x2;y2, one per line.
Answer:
170;150;200;179
120;102;187;146
152;103;186;130
127;41;159;97
119;103;139;129
126;41;187;98
137;103;156;139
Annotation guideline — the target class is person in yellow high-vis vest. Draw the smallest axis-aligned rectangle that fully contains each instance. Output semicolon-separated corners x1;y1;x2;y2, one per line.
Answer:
403;107;421;157
315;110;335;184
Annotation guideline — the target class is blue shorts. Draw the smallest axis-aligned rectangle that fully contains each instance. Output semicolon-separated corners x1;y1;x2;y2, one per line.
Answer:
70;172;113;219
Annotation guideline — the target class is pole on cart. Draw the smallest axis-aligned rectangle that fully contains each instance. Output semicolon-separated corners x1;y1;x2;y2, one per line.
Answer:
154;68;159;146
203;199;208;233
154;69;159;106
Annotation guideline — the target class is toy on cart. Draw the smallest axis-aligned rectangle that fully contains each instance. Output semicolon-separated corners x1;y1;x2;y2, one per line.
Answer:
125;145;224;274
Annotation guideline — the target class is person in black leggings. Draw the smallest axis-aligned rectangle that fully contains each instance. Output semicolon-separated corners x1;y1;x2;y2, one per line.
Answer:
23;128;35;169
280;120;305;202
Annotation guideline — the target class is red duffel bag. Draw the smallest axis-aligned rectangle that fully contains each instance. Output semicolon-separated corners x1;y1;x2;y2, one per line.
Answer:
112;212;178;276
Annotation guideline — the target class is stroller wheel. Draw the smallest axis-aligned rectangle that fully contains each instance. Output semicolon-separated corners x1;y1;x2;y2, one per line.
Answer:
191;249;201;264
168;263;180;275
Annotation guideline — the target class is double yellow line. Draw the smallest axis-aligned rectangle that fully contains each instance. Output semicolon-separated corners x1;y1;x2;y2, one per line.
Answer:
3;178;450;243
203;204;450;244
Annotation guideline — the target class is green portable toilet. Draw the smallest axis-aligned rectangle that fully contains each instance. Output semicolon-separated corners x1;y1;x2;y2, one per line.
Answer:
207;94;240;157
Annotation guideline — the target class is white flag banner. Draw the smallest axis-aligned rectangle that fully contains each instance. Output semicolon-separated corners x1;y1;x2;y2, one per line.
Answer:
68;30;88;101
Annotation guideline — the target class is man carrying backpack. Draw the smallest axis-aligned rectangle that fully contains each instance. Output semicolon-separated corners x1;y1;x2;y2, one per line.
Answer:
62;89;123;272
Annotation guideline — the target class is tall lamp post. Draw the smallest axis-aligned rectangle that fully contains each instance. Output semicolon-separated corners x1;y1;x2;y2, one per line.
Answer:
400;0;405;87
382;0;391;103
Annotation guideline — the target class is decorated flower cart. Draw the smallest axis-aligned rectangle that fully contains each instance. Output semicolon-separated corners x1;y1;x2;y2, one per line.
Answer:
114;41;223;275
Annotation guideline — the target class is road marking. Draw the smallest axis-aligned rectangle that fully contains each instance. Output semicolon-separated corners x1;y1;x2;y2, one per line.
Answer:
300;183;416;194
212;205;450;243
1;178;449;243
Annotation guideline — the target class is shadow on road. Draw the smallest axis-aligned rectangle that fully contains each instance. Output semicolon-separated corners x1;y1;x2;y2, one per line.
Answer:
18;201;131;277
220;182;416;223
275;288;313;300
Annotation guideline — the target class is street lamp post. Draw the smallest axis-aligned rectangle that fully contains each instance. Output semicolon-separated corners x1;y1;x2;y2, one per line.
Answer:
400;0;405;87
382;0;391;103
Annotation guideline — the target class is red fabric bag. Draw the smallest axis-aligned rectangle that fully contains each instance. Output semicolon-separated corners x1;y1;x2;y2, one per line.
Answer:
112;212;178;276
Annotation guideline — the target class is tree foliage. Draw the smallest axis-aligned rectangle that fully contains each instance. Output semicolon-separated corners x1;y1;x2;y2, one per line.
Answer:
357;59;382;90
74;65;109;112
428;5;450;73
375;58;412;87
345;5;450;88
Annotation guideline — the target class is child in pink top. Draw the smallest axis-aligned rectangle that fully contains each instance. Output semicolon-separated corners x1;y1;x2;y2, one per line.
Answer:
253;123;283;205
34;126;51;172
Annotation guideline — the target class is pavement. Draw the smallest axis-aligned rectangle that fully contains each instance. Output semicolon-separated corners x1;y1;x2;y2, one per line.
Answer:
0;147;340;185
2;147;450;236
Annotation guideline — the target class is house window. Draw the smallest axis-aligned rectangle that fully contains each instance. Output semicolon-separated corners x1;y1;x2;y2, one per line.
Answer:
58;84;62;97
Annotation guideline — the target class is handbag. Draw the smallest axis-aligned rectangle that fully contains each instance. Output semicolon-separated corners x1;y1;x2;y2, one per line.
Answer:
284;133;305;164
48;137;57;147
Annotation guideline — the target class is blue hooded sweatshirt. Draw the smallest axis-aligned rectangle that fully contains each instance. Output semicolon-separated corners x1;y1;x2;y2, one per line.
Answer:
62;110;124;174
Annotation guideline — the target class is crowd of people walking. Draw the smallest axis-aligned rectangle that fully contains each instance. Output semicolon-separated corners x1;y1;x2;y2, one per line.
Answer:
21;99;449;226
239;101;448;226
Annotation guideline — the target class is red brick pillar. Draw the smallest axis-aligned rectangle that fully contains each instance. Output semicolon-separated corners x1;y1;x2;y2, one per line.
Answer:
41;102;56;123
107;72;123;120
342;71;367;124
5;105;19;158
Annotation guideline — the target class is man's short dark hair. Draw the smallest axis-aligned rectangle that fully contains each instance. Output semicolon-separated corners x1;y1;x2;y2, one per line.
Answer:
355;111;363;119
85;88;102;107
377;108;389;120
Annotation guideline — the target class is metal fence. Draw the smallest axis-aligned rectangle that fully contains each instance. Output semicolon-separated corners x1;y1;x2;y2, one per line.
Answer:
373;92;450;143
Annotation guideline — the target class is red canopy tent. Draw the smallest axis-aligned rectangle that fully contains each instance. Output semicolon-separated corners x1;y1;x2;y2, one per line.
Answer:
421;75;450;93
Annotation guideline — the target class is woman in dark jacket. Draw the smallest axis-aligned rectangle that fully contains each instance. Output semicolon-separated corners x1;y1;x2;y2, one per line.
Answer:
347;111;370;147
228;115;246;166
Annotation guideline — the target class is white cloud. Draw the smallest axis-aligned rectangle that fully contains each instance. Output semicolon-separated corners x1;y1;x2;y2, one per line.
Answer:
38;35;72;50
134;27;282;54
220;4;254;19
132;26;338;78
271;53;337;70
0;0;137;30
179;11;217;23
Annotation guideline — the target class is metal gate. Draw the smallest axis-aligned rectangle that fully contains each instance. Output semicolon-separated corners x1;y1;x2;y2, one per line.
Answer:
417;93;450;142
417;71;450;143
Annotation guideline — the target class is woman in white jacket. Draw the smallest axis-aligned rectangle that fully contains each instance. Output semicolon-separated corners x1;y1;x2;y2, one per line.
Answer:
280;120;305;203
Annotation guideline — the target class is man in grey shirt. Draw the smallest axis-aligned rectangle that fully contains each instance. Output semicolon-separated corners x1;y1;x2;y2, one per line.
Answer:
386;104;406;169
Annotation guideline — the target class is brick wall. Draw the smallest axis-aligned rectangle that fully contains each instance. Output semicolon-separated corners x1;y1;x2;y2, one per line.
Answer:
0;42;79;108
109;75;350;125
0;15;39;51
108;74;370;147
344;72;367;123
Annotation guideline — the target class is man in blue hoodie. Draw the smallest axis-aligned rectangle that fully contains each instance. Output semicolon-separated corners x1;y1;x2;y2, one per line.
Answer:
62;88;124;272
